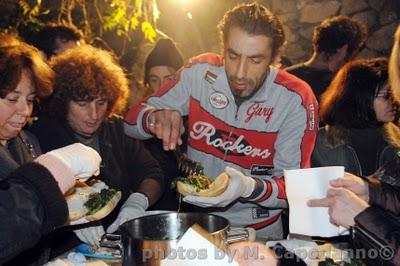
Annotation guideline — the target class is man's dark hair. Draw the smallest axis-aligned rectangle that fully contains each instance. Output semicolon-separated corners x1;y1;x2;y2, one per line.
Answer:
313;16;367;60
35;23;83;58
218;2;285;61
320;57;388;128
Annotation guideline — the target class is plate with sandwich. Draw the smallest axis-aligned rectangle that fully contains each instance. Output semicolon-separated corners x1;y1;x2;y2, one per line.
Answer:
66;179;121;225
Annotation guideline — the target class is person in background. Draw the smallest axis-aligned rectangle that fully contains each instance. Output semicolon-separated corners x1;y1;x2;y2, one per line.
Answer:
124;2;318;240
0;34;101;265
138;38;189;211
308;25;400;266
286;16;367;102
32;22;83;59
312;57;396;177
29;45;164;256
144;38;184;93
130;38;184;105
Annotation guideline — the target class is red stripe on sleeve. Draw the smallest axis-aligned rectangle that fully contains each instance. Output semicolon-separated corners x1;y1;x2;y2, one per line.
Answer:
256;180;273;203
124;103;147;125
247;213;280;230
141;109;154;134
275;70;318;168
273;176;287;200
187;53;224;66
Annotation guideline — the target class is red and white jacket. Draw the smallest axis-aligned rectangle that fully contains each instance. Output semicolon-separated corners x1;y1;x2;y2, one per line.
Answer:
125;53;318;239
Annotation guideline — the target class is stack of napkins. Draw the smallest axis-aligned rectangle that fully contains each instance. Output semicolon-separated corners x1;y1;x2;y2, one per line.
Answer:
284;166;348;237
160;227;238;266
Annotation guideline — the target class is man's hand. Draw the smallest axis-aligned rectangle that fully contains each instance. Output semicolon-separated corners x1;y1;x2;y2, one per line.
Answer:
183;166;256;208
308;188;369;228
147;109;184;150
330;172;369;201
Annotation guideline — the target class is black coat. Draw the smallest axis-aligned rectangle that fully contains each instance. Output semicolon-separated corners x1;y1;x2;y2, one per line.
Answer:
353;181;400;265
0;131;62;266
0;161;68;264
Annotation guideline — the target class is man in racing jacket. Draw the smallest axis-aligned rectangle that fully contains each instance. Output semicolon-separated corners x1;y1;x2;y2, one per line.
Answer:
124;3;318;239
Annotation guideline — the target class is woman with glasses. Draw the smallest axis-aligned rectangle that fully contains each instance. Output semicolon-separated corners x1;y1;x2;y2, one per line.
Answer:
312;57;397;177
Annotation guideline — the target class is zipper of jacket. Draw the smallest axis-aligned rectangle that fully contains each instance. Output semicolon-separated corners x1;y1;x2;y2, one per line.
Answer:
352;224;388;251
223;104;238;162
222;101;241;161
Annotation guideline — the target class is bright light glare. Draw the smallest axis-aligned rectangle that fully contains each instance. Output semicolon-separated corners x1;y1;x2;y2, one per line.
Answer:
187;12;193;19
178;0;195;6
153;1;160;20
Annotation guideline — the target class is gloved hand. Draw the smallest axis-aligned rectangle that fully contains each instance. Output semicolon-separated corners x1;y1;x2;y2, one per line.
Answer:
47;143;101;179
74;225;105;246
107;192;148;233
183;166;256;208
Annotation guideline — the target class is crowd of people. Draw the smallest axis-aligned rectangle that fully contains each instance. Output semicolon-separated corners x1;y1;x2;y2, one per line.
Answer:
0;2;399;266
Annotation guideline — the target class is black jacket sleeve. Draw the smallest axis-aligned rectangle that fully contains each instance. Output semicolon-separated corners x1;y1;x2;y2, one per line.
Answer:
0;163;68;263
353;206;400;265
368;182;400;215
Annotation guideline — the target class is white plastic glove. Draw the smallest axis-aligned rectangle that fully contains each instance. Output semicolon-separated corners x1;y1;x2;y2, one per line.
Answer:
47;143;101;179
107;192;149;233
183;166;256;208
74;225;105;246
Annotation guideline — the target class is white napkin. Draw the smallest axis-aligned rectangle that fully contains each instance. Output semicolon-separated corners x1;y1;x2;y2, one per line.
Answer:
160;227;238;266
284;166;348;237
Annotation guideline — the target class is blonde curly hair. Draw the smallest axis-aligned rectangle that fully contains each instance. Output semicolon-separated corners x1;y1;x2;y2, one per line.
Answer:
385;26;400;148
48;45;129;119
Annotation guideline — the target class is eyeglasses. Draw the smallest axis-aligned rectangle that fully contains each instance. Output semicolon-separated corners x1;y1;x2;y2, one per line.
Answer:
375;90;390;100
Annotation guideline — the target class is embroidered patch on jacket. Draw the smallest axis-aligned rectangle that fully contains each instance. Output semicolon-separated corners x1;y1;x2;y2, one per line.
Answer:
209;92;228;109
308;103;315;130
245;102;273;124
252;207;270;219
204;70;217;84
251;165;273;175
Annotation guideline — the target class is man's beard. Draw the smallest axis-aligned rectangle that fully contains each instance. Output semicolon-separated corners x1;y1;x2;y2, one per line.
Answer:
228;71;268;100
228;77;255;98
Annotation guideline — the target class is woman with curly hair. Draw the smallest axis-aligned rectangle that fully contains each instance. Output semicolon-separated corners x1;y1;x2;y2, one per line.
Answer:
29;45;163;255
0;34;102;266
312;57;396;177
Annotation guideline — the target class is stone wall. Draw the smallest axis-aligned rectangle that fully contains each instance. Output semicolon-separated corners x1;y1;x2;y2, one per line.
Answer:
265;0;400;64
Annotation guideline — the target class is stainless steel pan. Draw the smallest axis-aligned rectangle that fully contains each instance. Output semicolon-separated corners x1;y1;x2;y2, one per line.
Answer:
101;212;251;266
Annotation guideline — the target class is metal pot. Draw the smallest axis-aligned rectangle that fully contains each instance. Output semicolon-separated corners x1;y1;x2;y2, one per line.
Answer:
101;212;250;266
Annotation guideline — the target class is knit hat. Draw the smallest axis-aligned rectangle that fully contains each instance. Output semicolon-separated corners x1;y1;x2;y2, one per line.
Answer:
144;38;184;84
